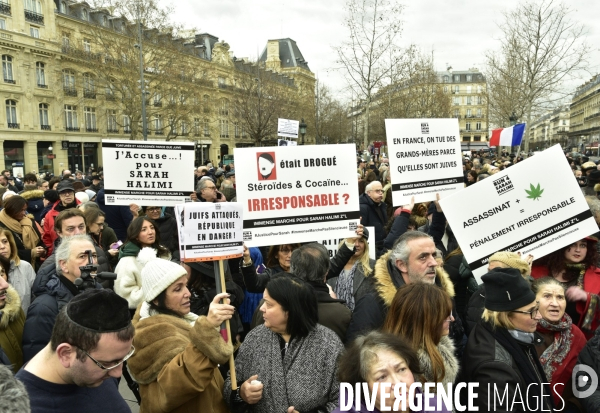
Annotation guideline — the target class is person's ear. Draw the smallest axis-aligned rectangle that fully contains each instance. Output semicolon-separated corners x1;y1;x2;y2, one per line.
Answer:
396;259;408;273
59;259;69;274
56;343;76;368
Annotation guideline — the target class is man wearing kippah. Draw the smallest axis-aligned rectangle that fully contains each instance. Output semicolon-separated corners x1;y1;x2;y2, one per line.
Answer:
16;289;134;413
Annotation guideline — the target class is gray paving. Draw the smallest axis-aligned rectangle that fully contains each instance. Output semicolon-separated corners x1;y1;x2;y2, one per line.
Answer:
119;377;140;413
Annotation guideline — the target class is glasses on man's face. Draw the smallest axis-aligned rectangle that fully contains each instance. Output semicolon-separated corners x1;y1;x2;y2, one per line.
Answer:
510;305;540;319
370;189;384;193
203;186;216;191
60;191;74;196
146;207;161;212
81;345;135;371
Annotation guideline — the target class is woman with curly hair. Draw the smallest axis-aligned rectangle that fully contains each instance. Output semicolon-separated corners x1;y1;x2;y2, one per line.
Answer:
531;237;600;339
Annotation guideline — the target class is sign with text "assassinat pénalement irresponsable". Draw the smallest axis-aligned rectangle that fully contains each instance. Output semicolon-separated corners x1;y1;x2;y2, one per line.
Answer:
439;145;599;282
234;144;360;247
385;118;464;205
102;140;195;206
174;202;244;262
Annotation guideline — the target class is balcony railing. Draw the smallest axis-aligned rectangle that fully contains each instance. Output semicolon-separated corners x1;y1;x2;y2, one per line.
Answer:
41;124;51;130
4;78;15;84
24;10;44;24
7;122;19;129
86;127;98;132
107;128;119;133
83;90;96;99
0;1;11;15
124;128;131;134
154;130;164;135
37;83;48;88
65;126;80;132
63;86;77;97
105;93;116;101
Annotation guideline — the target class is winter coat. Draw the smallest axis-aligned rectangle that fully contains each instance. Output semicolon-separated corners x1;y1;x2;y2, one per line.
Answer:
8;260;35;314
114;243;170;309
0;218;45;269
465;284;485;337
92;224;119;269
576;328;600;411
0;364;30;413
224;324;344;413
153;213;179;253
417;336;459;387
358;193;387;247
96;189;133;242
196;190;227;203
0;287;25;372
428;210;459;258
127;306;233;413
461;320;553;412
327;242;376;305
22;267;77;363
20;189;45;223
443;253;470;324
42;199;81;255
531;264;600;339
346;251;465;354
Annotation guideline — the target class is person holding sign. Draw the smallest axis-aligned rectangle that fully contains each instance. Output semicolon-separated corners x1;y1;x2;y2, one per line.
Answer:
240;244;300;293
531;237;600;340
224;275;343;413
359;182;387;253
128;249;234;413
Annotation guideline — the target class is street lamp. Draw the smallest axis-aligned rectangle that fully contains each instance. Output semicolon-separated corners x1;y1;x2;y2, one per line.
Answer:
299;118;307;145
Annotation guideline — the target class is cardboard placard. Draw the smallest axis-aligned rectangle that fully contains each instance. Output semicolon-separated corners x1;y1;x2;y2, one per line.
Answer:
386;118;464;205
277;118;300;139
439;145;599;282
102;140;194;206
234;144;360;247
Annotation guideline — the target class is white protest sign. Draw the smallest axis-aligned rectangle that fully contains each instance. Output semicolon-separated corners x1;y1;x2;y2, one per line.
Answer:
102;140;194;206
234;144;360;247
176;202;244;262
278;139;297;146
385;119;464;205
277;118;299;139
439;145;599;282
321;226;376;260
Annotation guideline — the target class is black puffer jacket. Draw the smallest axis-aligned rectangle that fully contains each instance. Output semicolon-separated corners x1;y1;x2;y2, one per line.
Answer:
153;213;178;254
21;189;45;223
358;193;387;246
575;328;600;411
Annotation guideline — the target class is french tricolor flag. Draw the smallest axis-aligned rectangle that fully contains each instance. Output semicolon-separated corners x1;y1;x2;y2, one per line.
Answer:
489;123;526;147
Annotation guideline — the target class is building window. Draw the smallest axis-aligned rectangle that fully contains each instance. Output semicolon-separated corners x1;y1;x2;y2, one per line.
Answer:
477;108;482;118
84;107;97;132
6;99;17;127
105;79;115;99
563;119;567;125
466;85;472;94
154;115;163;134
462;135;470;142
181;121;188;135
466;74;472;82
218;77;227;89
123;115;131;133
83;73;95;98
466;109;472;117
466;122;471;131
203;94;210;113
466;96;472;105
30;26;39;38
153;93;162;106
453;109;459;118
82;8;88;20
60;1;66;13
203;118;210;137
443;86;448;93
193;118;200;136
477;85;482;93
24;0;42;13
220;99;228;116
452;96;459;106
107;109;117;132
474;135;481;141
39;103;49;129
234;121;240;138
477;96;482;105
453;75;460;82
83;38;91;53
62;33;69;50
2;55;14;83
454;85;459;93
102;16;108;26
64;105;78;130
0;19;5;30
476;122;481;131
36;62;46;87
220;119;229;138
443;75;449;83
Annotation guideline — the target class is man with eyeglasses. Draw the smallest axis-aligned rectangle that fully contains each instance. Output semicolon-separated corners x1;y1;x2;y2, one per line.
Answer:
359;181;387;252
17;288;134;413
190;177;227;203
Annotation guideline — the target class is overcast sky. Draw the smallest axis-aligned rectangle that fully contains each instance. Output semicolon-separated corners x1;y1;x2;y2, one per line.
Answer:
167;0;600;102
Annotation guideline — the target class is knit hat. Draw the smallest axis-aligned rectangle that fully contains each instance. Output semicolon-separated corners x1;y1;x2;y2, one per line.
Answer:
139;248;187;302
481;267;536;312
85;189;96;200
582;161;597;171
488;251;531;276
2;190;16;201
44;189;59;203
66;289;131;332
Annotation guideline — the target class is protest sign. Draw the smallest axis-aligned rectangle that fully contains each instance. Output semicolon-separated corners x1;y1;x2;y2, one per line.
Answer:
175;202;243;262
278;139;297;146
385;119;464;205
277;118;299;139
234;144;360;247
439;145;599;282
102;140;194;206
321;226;376;260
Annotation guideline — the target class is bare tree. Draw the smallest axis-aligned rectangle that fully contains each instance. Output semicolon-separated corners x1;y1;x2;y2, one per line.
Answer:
486;0;589;150
313;80;351;144
334;0;408;150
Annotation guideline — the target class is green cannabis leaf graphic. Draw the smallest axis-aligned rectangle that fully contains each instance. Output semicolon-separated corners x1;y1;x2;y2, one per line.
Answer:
525;183;544;201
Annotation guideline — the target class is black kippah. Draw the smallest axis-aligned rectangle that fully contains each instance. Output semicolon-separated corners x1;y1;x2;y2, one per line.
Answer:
66;289;131;332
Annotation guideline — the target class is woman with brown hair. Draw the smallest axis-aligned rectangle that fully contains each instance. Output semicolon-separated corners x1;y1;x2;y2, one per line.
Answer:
0;195;45;270
0;228;35;313
531;237;600;339
383;283;459;387
240;243;301;293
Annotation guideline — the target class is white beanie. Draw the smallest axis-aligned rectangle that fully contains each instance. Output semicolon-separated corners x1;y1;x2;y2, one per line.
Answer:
139;248;187;302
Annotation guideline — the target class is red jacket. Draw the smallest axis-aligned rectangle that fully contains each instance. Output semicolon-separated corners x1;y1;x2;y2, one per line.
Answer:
532;265;600;339
41;199;81;255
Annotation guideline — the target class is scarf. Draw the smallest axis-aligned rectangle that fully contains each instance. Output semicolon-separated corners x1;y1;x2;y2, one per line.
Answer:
482;321;554;411
565;263;598;332
335;262;357;311
537;314;573;382
0;209;40;249
139;301;199;326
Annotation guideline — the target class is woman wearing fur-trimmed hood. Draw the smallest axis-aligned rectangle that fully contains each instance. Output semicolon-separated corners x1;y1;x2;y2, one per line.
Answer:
126;248;234;413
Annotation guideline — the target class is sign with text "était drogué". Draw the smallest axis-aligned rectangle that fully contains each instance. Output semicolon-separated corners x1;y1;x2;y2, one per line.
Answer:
234;144;360;247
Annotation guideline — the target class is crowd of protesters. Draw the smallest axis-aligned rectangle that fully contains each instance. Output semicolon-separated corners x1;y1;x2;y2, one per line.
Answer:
0;151;598;413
